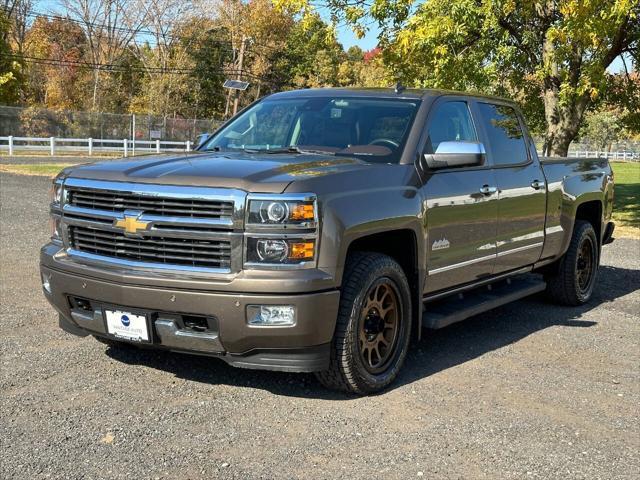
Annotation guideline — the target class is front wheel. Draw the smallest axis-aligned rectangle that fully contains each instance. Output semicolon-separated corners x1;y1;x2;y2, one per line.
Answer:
316;252;412;394
545;220;599;306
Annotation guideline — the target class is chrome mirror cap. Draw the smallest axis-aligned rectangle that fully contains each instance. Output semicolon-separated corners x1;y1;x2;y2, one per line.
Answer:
424;141;486;169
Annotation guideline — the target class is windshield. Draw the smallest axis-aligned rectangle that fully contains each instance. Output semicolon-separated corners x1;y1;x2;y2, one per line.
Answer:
201;96;420;163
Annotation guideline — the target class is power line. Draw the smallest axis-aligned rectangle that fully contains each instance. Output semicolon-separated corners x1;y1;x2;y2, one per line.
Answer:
2;6;284;54
1;53;276;85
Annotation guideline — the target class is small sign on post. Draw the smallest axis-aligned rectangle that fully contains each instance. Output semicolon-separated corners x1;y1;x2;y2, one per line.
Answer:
223;79;250;91
150;130;162;139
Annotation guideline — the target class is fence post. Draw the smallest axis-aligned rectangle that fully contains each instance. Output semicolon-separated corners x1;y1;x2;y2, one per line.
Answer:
50;137;55;156
88;138;93;156
156;139;160;153
8;136;13;156
123;139;128;157
186;140;191;152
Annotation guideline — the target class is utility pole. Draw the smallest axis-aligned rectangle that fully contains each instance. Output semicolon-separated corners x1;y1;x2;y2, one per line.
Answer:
232;35;247;116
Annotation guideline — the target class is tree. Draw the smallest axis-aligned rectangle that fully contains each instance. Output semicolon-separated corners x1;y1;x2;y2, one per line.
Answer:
0;4;24;104
23;17;88;109
582;110;623;151
281;0;640;156
61;0;148;110
272;12;344;89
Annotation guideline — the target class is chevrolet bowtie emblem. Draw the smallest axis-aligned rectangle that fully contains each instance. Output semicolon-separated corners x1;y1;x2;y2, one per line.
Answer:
114;211;150;235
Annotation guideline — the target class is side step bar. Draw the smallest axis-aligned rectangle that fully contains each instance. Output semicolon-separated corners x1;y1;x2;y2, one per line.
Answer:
422;274;547;329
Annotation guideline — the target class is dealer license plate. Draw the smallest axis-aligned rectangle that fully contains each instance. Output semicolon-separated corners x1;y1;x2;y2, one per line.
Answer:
105;309;149;342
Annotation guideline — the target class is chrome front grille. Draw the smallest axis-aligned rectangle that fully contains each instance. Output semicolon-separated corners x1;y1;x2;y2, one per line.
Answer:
69;226;232;269
68;188;234;219
61;178;246;274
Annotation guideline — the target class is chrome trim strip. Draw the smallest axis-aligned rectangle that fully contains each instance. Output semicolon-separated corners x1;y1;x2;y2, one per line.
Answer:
64;177;247;230
428;253;496;275
497;242;544;257
429;243;545;275
64;177;246;200
63;204;235;230
66;249;234;275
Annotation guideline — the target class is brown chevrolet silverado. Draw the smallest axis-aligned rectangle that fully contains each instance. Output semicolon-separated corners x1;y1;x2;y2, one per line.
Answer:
41;88;615;394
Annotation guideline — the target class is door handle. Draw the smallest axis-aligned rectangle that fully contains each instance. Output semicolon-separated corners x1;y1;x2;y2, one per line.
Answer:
479;185;497;195
531;179;545;190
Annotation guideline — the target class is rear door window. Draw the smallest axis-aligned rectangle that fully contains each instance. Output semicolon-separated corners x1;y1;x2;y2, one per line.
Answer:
477;103;529;165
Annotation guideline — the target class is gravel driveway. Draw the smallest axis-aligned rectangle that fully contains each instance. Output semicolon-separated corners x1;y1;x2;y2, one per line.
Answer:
1;172;638;479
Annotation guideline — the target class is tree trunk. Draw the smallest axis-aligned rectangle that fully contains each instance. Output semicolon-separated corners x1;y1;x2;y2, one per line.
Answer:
541;32;589;158
92;68;100;111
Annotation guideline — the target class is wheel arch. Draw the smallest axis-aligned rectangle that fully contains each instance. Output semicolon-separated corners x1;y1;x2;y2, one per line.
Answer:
575;200;603;246
343;229;423;342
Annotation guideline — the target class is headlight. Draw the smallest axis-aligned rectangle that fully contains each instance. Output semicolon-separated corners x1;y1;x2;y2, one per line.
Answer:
246;237;315;266
50;215;62;243
246;195;317;227
49;179;64;244
49;179;64;206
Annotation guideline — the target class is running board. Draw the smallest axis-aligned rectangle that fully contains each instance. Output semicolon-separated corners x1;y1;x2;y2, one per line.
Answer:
422;275;547;329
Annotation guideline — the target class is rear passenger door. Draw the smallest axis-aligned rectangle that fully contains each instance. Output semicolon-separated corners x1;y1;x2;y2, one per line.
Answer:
474;102;546;273
421;99;499;293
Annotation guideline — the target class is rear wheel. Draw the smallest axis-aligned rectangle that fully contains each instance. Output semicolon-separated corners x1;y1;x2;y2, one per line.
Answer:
316;252;412;394
545;220;599;305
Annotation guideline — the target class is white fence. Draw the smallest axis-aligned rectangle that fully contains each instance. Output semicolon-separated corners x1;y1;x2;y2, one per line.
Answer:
2;135;639;161
0;136;192;157
568;150;639;161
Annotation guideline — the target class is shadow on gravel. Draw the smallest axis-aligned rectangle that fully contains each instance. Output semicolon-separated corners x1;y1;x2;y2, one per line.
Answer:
104;264;639;398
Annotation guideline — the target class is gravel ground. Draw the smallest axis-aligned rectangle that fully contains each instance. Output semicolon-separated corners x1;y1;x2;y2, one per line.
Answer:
1;172;639;480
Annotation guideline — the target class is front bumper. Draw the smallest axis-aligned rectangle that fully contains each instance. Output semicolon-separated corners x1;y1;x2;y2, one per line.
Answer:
40;247;340;373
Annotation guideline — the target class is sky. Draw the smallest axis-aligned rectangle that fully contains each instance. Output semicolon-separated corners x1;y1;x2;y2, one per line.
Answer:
336;25;380;52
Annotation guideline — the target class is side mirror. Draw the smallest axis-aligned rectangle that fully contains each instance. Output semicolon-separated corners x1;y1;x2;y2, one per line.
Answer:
196;133;211;148
424;141;486;169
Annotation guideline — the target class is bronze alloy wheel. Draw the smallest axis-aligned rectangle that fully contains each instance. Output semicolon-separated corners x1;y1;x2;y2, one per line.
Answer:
358;279;401;374
576;236;596;293
316;252;412;393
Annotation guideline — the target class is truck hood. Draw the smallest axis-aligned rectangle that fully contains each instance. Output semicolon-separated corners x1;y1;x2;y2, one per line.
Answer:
65;151;372;193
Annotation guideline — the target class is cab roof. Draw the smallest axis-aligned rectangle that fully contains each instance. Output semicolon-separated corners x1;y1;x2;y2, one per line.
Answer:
267;87;514;104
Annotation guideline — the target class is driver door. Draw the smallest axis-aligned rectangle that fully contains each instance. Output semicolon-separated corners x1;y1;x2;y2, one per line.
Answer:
420;99;499;294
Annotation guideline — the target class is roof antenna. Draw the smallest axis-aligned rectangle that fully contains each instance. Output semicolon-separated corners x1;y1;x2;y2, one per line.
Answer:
394;81;406;94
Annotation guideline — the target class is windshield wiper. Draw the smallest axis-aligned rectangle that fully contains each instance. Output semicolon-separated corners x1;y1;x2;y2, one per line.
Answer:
262;146;336;156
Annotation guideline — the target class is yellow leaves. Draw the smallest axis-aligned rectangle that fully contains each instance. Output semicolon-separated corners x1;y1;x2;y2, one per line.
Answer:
0;71;16;87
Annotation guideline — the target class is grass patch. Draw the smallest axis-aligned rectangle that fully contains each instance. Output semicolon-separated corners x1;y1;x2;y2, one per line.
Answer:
0;163;73;177
611;162;640;238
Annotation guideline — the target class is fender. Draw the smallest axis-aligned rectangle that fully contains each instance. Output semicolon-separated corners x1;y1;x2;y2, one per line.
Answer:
284;163;426;288
538;158;614;262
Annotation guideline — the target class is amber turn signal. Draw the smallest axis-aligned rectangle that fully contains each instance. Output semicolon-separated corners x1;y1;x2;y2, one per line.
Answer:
289;204;315;221
288;241;315;260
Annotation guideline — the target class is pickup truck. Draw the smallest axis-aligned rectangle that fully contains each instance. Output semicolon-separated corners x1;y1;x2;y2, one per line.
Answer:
40;88;615;394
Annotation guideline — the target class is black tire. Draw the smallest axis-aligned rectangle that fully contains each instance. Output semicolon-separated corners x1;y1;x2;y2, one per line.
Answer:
545;220;599;306
316;252;412;394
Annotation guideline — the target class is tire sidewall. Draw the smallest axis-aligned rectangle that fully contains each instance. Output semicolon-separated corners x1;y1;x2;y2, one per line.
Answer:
346;259;412;392
573;224;599;303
